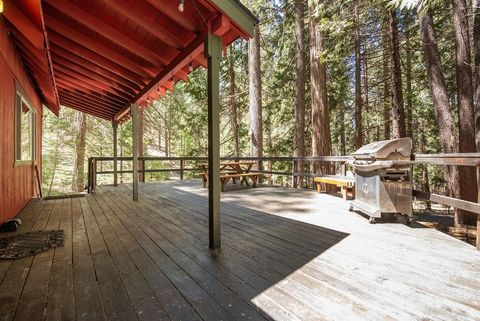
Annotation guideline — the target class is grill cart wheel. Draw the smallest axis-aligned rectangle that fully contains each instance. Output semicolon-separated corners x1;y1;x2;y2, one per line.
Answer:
348;205;354;212
406;217;414;225
369;217;376;224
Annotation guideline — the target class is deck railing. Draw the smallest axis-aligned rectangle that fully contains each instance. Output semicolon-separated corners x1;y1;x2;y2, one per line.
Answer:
87;154;480;249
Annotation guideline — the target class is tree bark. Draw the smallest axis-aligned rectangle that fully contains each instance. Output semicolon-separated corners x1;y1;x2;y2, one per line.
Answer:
294;0;306;187
419;10;461;224
248;25;263;176
338;104;346;156
72;112;87;192
475;0;480;155
382;29;391;141
389;10;407;139
405;14;414;139
354;4;363;149
310;0;332;175
228;48;240;157
453;0;478;225
474;0;480;242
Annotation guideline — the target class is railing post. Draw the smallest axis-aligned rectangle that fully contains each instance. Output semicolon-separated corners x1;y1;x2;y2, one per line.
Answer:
140;159;145;183
92;159;97;193
292;160;297;188
113;121;118;186
341;162;347;176
132;103;139;201
477;166;479;250
180;159;184;180
87;158;92;193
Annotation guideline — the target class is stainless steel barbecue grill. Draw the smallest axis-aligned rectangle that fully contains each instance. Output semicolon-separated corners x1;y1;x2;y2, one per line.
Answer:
349;138;413;224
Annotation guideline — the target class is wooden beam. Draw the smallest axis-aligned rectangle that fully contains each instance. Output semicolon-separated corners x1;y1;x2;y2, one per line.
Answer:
131;103;139;201
56;82;125;108
100;0;186;49
58;92;120;113
142;0;199;33
413;190;480;214
48;38;147;85
59;98;113;119
212;15;230;37
45;16;155;78
52;53;141;92
56;82;127;109
205;34;222;249
114;32;206;121
55;73;130;103
43;0;167;67
203;0;257;37
3;0;44;49
53;59;136;96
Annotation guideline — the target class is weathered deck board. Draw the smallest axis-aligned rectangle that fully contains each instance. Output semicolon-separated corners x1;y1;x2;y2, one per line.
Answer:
0;180;479;321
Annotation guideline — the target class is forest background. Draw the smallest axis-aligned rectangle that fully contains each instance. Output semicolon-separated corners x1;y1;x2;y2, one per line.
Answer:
42;0;480;226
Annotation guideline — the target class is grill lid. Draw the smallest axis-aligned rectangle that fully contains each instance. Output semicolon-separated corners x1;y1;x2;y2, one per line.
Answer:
352;138;412;159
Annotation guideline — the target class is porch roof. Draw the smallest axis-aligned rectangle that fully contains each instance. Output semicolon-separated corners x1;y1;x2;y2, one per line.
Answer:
2;0;257;121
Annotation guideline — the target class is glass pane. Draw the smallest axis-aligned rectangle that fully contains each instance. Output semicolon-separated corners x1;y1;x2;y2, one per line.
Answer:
19;100;32;160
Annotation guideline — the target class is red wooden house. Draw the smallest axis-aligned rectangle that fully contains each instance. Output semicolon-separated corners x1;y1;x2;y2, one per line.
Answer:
0;0;257;248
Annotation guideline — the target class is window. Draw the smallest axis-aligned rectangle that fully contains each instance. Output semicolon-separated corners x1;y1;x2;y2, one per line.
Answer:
15;86;36;165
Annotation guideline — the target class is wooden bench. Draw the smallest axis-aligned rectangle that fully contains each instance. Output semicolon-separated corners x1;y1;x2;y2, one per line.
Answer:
220;173;260;192
314;175;355;200
197;171;243;188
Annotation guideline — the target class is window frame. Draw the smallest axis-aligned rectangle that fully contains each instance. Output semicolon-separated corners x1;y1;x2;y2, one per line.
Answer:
14;83;36;166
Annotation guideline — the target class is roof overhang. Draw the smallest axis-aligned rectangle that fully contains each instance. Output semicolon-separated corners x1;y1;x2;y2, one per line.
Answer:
1;0;257;121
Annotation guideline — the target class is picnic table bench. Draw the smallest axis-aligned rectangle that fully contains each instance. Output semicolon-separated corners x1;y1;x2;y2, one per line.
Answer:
314;175;355;200
197;161;259;192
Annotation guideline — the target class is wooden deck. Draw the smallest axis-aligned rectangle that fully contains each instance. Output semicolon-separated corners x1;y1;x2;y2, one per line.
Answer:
0;180;479;321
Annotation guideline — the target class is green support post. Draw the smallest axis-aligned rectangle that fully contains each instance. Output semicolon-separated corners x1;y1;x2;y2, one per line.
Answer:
113;121;118;186
132;103;139;201
205;34;222;249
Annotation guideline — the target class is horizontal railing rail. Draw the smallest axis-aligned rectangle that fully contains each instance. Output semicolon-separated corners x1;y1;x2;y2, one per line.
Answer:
86;153;480;248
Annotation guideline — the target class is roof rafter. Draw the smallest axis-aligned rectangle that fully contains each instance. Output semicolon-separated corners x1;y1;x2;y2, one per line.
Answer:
114;31;207;121
43;0;167;67
48;36;148;85
100;0;187;50
45;16;156;79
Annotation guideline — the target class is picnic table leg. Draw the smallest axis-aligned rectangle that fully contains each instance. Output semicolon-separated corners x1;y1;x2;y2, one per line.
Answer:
341;186;348;200
351;186;356;199
316;182;321;193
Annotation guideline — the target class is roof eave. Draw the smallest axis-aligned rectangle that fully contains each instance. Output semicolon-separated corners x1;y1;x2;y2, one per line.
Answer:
208;0;258;38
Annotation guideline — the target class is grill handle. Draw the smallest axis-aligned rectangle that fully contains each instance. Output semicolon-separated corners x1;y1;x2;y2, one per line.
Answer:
349;160;394;172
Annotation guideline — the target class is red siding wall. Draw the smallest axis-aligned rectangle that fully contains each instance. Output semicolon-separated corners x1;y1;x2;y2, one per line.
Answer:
0;16;43;224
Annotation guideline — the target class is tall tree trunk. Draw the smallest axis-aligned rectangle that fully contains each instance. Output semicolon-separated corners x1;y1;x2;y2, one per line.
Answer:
338;104;346;156
229;48;240;157
420;132;432;210
474;0;480;242
294;0;306;187
453;0;477;225
354;4;363;149
249;25;263;178
405;15;414;139
389;10;407;139
382;32;391;140
475;0;480;154
72;112;87;192
363;40;370;144
419;10;460;224
310;0;332;175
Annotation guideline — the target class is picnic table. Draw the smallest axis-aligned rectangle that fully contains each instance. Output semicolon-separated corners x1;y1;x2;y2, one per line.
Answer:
197;161;260;191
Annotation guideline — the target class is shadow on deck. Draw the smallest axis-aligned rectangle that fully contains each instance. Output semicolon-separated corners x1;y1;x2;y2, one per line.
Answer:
0;179;479;321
